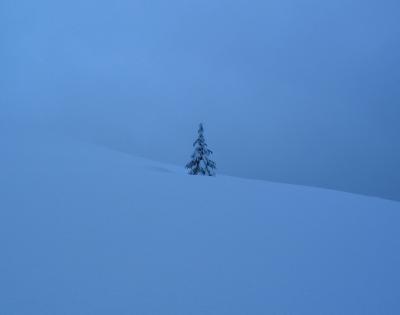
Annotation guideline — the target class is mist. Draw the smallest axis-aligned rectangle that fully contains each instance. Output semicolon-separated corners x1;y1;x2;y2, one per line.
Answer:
1;0;400;200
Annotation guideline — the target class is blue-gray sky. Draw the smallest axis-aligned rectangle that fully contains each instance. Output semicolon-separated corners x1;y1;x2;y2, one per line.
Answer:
1;0;400;200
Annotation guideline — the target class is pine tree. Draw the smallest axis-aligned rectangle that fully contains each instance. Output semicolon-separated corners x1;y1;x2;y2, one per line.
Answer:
186;123;217;176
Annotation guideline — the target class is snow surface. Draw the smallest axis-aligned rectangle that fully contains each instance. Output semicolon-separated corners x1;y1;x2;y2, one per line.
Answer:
1;131;400;315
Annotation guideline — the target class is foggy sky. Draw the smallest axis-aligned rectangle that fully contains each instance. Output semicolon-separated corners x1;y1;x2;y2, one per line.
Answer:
1;0;400;200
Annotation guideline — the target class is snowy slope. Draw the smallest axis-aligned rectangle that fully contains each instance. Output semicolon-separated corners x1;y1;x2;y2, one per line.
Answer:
1;132;400;315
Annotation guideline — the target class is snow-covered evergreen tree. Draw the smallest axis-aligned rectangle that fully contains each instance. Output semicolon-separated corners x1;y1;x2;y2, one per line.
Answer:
186;123;216;176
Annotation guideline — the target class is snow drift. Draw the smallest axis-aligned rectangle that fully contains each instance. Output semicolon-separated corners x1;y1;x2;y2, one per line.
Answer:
1;131;400;315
